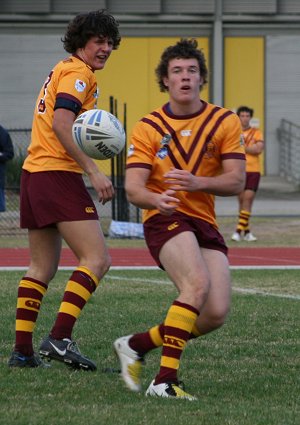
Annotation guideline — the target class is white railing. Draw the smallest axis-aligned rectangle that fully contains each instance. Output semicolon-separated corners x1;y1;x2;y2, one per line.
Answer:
277;119;300;187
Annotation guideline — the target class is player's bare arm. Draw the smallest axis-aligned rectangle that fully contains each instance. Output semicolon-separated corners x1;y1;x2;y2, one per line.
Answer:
125;168;179;215
164;159;245;196
245;140;264;155
53;108;114;204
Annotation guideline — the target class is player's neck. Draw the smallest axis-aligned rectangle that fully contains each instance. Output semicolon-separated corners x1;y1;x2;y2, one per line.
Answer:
168;99;203;116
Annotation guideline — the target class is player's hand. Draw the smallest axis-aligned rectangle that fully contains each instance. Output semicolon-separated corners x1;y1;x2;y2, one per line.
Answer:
89;171;115;205
155;190;180;216
164;168;199;192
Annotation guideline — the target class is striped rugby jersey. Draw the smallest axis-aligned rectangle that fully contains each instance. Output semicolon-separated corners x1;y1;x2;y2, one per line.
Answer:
23;55;98;173
127;101;245;227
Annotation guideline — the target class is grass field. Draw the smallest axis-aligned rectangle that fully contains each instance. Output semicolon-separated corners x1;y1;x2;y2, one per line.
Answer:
1;216;300;248
0;269;299;425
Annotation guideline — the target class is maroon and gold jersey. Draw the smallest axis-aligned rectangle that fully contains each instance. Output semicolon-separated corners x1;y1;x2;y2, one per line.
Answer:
23;55;98;173
127;101;245;228
243;127;264;172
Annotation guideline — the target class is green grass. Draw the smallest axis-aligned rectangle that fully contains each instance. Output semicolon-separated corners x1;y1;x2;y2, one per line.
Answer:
0;269;299;425
2;216;300;247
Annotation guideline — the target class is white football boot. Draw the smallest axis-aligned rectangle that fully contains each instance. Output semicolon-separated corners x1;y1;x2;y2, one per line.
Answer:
146;380;197;401
244;232;257;242
231;231;242;242
113;335;143;392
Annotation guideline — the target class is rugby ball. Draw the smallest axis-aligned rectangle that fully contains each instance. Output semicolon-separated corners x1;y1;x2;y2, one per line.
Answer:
72;109;126;160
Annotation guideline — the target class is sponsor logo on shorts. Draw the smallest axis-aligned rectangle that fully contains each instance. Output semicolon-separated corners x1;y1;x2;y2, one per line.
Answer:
85;207;95;213
167;221;179;231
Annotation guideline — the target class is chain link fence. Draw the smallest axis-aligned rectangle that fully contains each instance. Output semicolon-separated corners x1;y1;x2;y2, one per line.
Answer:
1;127;141;239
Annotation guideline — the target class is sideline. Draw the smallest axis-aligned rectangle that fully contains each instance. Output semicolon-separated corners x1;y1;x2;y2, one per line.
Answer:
105;274;300;301
1;267;299;301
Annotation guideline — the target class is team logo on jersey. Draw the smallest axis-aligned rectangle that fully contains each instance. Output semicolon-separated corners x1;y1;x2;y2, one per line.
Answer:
240;134;245;146
204;141;217;159
127;144;135;157
156;146;168;159
75;79;86;92
181;129;192;136
160;134;172;145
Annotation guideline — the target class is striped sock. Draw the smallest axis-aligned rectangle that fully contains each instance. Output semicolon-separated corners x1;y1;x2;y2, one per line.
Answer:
154;300;199;384
237;209;251;233
15;277;48;356
129;323;164;355
50;266;99;340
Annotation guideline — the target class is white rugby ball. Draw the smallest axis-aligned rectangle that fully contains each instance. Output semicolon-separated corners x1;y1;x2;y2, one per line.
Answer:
72;109;126;160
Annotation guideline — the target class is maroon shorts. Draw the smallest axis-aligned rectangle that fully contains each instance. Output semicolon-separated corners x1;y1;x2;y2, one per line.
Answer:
20;170;99;229
143;211;228;269
245;172;261;192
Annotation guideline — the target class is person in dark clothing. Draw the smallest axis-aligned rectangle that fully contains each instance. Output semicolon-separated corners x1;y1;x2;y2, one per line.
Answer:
0;125;14;212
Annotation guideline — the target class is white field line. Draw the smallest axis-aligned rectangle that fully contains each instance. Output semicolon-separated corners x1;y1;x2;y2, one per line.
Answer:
104;275;300;301
1;266;299;300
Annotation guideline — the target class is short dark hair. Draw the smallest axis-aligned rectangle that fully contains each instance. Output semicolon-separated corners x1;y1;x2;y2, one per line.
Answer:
236;106;254;117
62;10;121;53
155;38;208;92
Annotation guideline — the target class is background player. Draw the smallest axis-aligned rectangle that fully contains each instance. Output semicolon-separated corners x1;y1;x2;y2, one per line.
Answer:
231;106;264;242
114;39;245;400
8;10;121;369
0;125;14;212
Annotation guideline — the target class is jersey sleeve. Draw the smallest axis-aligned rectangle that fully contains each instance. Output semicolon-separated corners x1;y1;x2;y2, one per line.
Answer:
254;128;264;142
220;113;246;161
126;120;157;170
54;71;91;115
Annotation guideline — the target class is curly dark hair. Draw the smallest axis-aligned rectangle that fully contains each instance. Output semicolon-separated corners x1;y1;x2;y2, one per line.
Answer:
236;106;254;117
62;10;121;53
155;38;208;92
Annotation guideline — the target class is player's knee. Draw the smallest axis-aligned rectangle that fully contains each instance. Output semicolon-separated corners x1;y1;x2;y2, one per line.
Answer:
92;252;111;278
27;263;58;284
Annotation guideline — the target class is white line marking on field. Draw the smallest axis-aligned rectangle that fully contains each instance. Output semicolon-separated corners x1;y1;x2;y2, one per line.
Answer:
1;267;299;300
105;275;300;301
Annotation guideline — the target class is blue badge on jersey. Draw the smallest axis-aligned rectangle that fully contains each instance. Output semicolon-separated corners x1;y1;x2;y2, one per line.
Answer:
156;146;169;159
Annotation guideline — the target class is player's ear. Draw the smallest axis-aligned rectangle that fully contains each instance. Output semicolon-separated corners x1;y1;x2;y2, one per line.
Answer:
163;76;169;89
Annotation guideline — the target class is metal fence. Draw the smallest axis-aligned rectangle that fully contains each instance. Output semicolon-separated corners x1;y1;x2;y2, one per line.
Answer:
1;125;140;238
277;119;300;187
